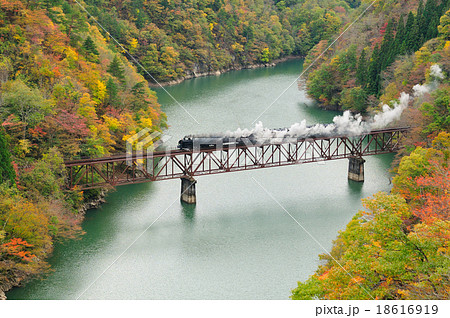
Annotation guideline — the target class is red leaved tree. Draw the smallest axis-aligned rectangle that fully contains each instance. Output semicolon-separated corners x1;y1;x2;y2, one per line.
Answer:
1;238;36;262
412;163;450;223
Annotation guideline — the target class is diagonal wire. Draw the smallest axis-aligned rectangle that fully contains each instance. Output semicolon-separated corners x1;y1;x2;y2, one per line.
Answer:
72;0;200;125
252;0;379;124
251;176;375;300
75;181;196;299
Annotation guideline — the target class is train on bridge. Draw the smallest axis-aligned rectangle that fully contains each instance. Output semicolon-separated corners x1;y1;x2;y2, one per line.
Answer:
177;125;338;151
176;123;392;151
66;126;410;204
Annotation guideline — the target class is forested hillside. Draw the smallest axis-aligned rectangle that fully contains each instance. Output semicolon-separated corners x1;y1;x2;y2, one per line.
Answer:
305;0;450;112
76;0;362;82
0;0;167;297
292;0;450;300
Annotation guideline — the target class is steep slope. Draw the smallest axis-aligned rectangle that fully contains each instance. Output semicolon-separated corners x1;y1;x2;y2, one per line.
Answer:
0;0;166;298
77;0;363;82
292;0;450;300
304;0;449;111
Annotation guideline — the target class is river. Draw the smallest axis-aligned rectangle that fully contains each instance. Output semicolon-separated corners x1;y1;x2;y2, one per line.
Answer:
7;59;394;300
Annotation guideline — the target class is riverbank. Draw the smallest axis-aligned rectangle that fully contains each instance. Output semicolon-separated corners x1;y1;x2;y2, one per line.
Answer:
0;189;108;300
149;56;303;87
80;189;109;214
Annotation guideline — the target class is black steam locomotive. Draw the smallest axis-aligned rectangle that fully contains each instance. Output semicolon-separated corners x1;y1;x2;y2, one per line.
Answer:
177;129;312;151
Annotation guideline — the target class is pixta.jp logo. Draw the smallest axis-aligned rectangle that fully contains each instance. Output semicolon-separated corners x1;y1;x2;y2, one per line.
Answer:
126;129;171;170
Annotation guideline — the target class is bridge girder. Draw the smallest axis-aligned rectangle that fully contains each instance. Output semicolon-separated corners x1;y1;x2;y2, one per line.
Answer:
65;127;409;190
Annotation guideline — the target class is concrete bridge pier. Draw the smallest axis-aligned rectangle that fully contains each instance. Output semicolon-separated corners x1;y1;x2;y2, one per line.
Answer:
348;157;365;182
181;175;197;204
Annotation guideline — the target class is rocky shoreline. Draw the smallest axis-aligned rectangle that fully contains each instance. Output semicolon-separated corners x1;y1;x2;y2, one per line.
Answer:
0;271;27;300
79;189;108;214
149;56;302;87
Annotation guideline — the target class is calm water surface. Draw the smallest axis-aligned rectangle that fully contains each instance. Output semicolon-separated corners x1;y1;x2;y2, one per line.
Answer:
8;59;394;299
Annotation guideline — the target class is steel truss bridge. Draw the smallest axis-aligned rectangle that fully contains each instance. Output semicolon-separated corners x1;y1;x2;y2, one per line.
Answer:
65;127;409;191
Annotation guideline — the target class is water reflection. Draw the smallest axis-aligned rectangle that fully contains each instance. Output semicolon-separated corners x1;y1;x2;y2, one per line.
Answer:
298;102;341;124
347;179;364;195
181;201;196;223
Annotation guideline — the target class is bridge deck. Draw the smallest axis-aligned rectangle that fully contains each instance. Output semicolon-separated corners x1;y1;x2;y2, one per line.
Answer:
65;127;409;189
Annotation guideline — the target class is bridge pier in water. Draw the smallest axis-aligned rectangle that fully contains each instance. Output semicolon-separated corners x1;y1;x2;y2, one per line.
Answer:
348;157;365;182
181;175;197;204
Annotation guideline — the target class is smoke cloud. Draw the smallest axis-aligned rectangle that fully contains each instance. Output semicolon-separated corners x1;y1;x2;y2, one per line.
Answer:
430;64;445;79
370;92;410;129
413;64;445;97
225;92;410;140
413;83;432;97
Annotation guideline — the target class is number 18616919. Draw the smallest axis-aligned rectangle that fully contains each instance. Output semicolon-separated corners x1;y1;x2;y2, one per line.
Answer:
376;304;438;315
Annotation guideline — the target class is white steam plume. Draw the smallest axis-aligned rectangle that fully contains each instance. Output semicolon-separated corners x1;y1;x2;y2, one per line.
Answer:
370;92;410;129
413;83;432;97
430;64;445;79
225;92;410;141
413;64;445;97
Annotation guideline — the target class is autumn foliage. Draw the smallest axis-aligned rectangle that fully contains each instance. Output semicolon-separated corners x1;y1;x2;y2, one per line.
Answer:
292;133;450;300
0;0;167;160
0;0;155;294
411;164;450;223
75;0;357;82
305;0;449;112
1;238;36;262
292;1;450;300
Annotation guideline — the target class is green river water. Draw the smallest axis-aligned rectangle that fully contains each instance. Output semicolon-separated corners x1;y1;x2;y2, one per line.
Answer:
7;59;394;300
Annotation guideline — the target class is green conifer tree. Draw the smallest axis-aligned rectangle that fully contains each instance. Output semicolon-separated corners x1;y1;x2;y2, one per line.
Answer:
411;19;421;52
423;0;441;40
380;19;395;69
107;55;126;85
417;0;425;35
423;0;437;26
82;36;99;63
82;36;99;56
394;15;406;56
0;129;16;187
405;12;419;53
356;48;368;87
367;45;381;96
106;77;119;107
